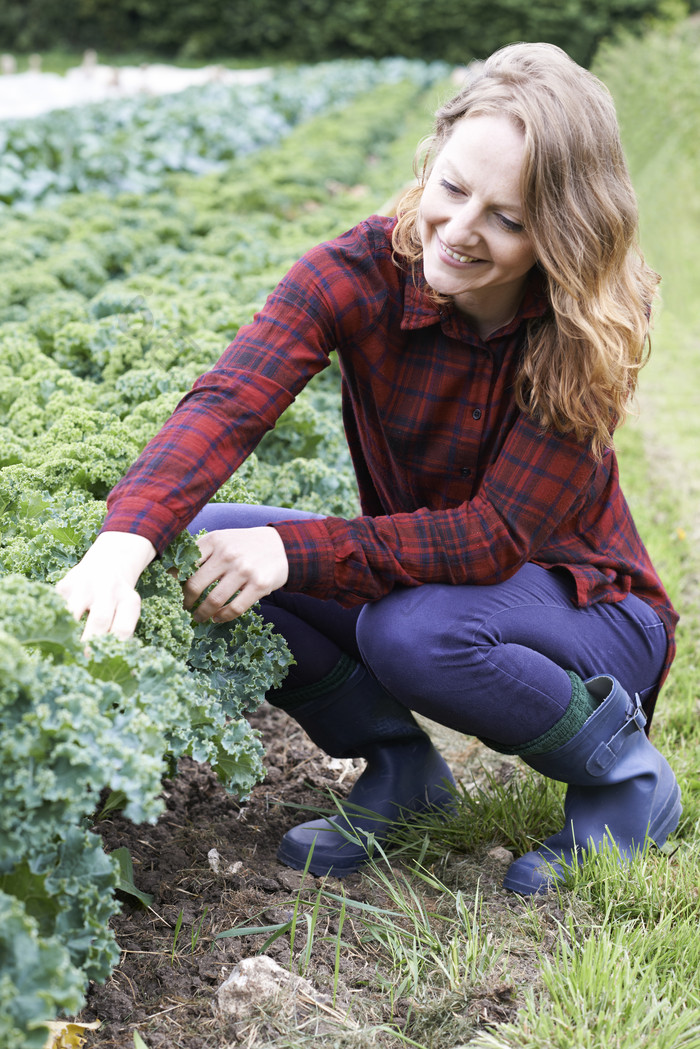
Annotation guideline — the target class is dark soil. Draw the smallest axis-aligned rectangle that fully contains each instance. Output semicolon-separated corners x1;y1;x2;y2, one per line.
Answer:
78;704;529;1049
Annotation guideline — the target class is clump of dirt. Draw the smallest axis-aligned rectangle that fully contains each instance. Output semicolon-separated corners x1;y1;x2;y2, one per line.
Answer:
77;705;533;1048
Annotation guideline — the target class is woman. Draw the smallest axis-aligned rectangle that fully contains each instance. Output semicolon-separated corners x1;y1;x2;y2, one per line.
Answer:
57;42;681;895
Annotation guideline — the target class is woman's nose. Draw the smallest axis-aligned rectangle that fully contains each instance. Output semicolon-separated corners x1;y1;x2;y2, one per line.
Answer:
445;201;481;245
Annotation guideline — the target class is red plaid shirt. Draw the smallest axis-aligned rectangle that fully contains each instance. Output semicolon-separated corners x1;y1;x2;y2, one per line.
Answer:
104;215;677;687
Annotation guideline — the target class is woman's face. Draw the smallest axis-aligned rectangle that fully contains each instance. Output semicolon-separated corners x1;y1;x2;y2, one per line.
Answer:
418;114;536;332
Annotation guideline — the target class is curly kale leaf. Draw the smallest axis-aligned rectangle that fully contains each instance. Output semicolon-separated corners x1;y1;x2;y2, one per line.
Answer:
1;827;120;982
1;498;106;582
45;244;109;299
189;609;295;718
0;327;55;384
114;390;186;452
158;525;202;580
256;388;343;465
0;889;86;1049
0;425;26;468
26;289;89;351
0;469;106;585
0;641;165;859
0;264;62;309
52;317;145;382
254;456;360;517
0;576;84;660
136;570;195;662
0;466;49;541
23;407;140;498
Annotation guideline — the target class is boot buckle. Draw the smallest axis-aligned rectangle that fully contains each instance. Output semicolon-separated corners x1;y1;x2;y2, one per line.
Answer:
630;692;648;732
585;692;648;776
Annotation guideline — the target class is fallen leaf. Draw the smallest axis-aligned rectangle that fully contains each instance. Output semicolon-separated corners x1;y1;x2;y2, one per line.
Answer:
43;1020;100;1049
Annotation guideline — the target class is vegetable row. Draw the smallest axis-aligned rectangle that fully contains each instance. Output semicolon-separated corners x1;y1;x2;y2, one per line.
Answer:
0;57;447;209
0;66;447;1047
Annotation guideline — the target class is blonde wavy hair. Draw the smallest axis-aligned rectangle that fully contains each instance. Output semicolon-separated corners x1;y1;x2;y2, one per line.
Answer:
393;42;659;459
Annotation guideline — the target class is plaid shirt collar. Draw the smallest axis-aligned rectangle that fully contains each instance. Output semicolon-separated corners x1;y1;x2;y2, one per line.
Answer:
401;265;550;344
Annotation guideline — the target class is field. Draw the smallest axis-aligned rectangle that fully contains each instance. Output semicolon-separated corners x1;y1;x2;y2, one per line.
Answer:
1;24;699;1049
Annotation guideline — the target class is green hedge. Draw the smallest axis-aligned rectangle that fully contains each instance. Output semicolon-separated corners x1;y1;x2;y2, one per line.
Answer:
0;0;678;67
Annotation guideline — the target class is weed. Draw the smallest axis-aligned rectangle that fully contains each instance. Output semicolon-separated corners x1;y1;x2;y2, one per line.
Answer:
170;908;184;965
191;905;209;953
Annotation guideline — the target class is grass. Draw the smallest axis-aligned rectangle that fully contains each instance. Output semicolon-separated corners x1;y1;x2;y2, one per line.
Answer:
469;919;700;1049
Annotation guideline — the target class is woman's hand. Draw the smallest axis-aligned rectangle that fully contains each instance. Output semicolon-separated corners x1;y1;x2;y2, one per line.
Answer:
55;531;157;640
182;527;289;623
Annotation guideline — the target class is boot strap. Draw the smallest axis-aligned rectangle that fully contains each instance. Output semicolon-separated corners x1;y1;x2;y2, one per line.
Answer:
586;692;647;776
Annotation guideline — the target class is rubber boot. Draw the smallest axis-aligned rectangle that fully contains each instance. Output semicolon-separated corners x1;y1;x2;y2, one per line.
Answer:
273;661;456;877
503;674;682;895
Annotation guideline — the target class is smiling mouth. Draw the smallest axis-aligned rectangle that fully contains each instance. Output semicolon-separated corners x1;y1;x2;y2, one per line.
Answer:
439;239;481;264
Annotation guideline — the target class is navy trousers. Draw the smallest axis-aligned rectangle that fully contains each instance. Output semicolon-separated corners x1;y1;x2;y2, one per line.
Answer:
188;503;667;748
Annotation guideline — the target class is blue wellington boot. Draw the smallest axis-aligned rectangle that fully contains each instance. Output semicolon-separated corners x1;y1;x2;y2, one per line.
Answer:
274;662;456;878
503;674;682;895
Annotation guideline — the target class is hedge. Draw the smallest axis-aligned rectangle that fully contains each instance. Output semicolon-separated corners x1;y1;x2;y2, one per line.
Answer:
0;0;679;68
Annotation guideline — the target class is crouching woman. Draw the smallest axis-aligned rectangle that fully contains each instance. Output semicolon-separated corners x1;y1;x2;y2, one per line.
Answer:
57;42;681;894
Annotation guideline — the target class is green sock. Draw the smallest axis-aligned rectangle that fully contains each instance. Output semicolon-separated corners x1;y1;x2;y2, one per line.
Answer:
481;671;599;756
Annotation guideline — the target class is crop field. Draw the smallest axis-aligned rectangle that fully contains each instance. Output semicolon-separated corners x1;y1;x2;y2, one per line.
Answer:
0;25;699;1049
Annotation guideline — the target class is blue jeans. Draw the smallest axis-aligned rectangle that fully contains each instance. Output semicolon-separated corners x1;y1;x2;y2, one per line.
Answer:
189;503;667;747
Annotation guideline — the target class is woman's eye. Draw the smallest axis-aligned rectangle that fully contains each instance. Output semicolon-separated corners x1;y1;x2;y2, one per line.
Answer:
497;214;525;233
439;178;462;196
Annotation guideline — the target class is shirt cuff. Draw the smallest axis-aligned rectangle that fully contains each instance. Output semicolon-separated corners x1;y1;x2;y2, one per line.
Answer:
100;499;186;555
270;518;338;596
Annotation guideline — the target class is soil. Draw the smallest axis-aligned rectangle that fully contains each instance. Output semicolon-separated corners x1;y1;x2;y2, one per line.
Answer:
77;705;536;1049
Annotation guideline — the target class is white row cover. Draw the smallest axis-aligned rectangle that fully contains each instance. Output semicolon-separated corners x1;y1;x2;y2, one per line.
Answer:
0;61;271;121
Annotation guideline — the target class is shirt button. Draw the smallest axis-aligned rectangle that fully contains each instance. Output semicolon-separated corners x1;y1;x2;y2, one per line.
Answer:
472;408;482;420
460;467;472;478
